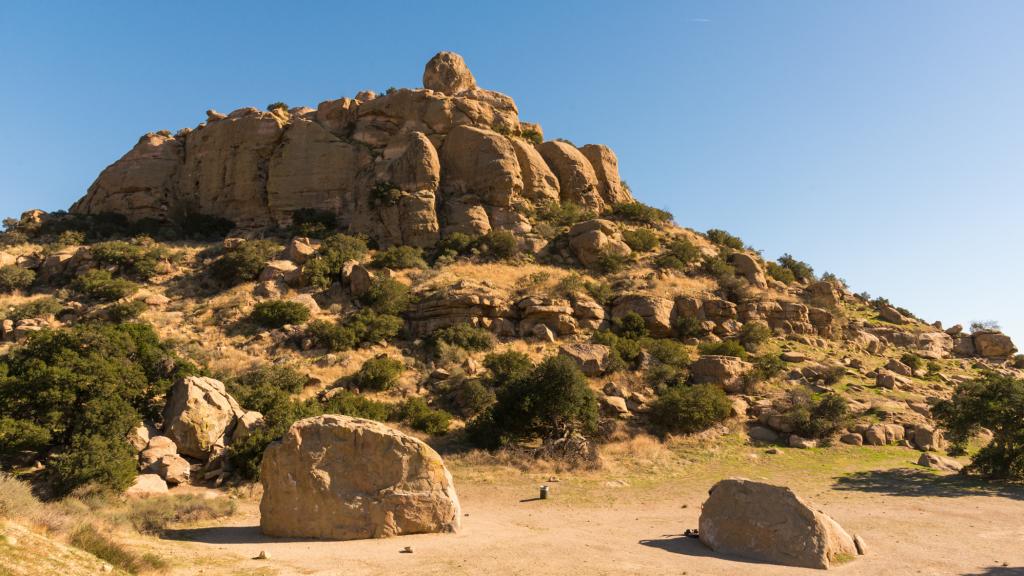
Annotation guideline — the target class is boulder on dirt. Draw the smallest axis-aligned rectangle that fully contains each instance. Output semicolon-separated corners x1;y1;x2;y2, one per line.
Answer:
917;452;963;473
162;376;244;460
260;415;461;540
155;454;191;485
125;474;168;497
911;427;945;452
139;435;178;470
699;478;859;569
690;355;753;393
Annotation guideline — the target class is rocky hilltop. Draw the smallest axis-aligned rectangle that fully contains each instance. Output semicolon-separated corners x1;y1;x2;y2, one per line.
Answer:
71;52;632;246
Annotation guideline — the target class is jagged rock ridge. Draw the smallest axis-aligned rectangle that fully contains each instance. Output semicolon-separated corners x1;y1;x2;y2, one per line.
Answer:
71;51;633;246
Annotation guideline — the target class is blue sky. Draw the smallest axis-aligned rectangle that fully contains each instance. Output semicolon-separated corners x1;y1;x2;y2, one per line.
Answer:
1;1;1022;342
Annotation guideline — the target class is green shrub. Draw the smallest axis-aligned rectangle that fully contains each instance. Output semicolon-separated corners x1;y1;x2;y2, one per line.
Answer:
701;255;734;278
698;339;748;359
441;377;495;418
72;269;140;301
308;309;404;351
777;254;815;283
290;209;337;238
607;202;673;225
932;373;1024;478
900;353;924;372
90;239;168;280
352;356;404;391
643;338;692;388
765;261;796;284
106;300;147;322
468;355;598;448
612;312;649;339
372;245;427;269
430;323;494;352
534;201;595;228
307;319;357;351
750;352;785;381
648;384;731;435
303;233;369;290
359;277;413;315
593;251;630;274
738;322;772;351
394;397;451;435
706;229;744;250
0;322;191;495
622;228;660;252
778;389;849;439
249;300;310;329
1;297;64;322
477;230;518;261
434;232;477;260
210;240;279;287
267;101;288;111
320;390;392;421
674;315;708;339
0;265;34;293
483;351;535;387
230;365;307;412
655;238;701;271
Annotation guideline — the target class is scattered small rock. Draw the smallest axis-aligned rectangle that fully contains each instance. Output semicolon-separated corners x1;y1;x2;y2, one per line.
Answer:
401;546;414;554
255;550;270;560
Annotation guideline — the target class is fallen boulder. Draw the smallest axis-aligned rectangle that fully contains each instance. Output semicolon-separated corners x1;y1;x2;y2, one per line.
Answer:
699;478;859;569
162;376;245;460
260;415;461;540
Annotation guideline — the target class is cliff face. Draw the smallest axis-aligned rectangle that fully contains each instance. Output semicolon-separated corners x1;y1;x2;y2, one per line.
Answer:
71;52;633;246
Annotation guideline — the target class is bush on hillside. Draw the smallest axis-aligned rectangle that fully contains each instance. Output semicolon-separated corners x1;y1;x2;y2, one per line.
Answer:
777;389;850;439
698;339;748;359
105;300;147;323
320;390;392;422
290;208;337;238
393;397;451;435
622;228;660;252
430;323;494;352
643;338;692;388
302;233;369;290
440;376;495;419
0;265;34;294
612;311;649;340
607;202;673;225
0;322;192;494
209;240;279;286
932;373;1024;478
765;261;797;284
1;297;64;322
476;230;518;261
90;239;168;280
738;321;772;351
468;355;598;449
705;229;744;250
72;269;140;301
306;309;403;351
371;245;428;270
358;277;413;315
777;253;815;283
655;238;701;271
535;201;595;228
249;300;310;329
647;384;731;435
352;356;404;391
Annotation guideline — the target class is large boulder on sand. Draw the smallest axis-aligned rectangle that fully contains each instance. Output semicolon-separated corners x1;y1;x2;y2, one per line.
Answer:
699;478;859;569
162;376;244;460
260;415;461;540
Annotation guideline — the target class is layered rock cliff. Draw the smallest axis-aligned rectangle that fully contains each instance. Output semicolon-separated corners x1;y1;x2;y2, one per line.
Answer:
71;52;633;246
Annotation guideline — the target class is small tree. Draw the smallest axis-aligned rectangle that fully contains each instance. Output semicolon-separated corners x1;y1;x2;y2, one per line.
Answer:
72;269;139;301
655;238;701;271
932;373;1024;478
0;265;35;294
210;240;279;286
648;384;731;435
249;300;310;329
352;356;404;391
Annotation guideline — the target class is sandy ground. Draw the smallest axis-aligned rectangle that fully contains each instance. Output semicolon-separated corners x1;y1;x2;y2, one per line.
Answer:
148;442;1024;576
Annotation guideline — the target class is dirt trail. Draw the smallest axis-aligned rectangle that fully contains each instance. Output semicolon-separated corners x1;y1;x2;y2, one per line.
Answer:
157;462;1024;576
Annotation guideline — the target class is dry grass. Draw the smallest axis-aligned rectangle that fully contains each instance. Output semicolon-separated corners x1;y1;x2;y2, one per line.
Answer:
415;262;577;294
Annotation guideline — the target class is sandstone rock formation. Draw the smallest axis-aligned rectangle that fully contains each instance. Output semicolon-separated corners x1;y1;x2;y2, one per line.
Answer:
699;478;859;569
260;415;460;540
70;52;633;246
162;376;245;460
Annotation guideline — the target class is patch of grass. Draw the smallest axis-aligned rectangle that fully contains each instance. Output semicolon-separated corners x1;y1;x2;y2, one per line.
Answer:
71;524;167;574
126;494;236;534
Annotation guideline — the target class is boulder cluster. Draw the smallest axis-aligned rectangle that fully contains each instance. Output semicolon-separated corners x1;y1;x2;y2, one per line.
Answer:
70;52;632;249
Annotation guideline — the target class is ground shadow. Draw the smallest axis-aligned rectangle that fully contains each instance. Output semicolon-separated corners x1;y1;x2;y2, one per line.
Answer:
638;535;775;567
961;568;1024;576
162;525;318;545
832;468;1024;501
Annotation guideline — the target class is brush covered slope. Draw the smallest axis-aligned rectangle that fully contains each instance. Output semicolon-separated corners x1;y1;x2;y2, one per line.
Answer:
1;52;1021;506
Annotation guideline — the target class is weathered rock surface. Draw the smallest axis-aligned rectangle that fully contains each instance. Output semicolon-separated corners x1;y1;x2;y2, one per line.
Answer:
568;219;632;270
918;452;963;472
690;355;753;393
699;478;858;569
559;343;611;376
610;294;673;337
162;376;244;460
260;415;460;540
70;52;632;250
972;331;1017;358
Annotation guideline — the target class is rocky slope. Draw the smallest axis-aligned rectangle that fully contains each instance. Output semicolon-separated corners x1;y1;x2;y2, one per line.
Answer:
71;52;632;247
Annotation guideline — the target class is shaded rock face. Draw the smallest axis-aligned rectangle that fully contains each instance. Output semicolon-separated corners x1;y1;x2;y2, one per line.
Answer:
699;478;858;570
71;52;630;247
260;415;460;540
972;331;1017;358
690;355;752;393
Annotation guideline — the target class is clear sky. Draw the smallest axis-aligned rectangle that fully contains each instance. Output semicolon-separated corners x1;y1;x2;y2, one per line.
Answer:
1;1;1022;342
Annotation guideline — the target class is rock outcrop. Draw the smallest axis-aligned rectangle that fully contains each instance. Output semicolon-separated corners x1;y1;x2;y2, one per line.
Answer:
699;478;859;569
260;415;460;540
70;52;632;246
162;376;245;460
